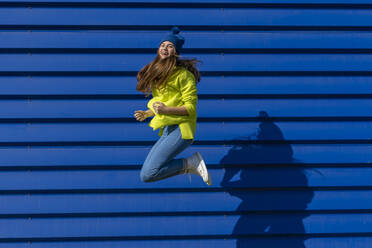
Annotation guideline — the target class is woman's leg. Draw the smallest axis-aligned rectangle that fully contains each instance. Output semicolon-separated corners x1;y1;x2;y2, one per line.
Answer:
140;124;193;182
139;128;168;181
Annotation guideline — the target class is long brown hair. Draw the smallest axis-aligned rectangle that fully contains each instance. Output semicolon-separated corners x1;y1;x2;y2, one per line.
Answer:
136;52;202;97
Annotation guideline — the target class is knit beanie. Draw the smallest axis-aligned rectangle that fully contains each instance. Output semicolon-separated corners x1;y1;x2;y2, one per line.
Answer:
159;26;185;54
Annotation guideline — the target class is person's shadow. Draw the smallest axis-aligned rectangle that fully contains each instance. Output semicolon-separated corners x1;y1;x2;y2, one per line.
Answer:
221;111;314;248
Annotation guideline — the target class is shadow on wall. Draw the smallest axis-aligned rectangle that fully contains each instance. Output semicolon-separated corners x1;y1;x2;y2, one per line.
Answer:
220;111;315;248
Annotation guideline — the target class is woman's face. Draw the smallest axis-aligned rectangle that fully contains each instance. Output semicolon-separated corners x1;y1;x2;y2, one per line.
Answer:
158;41;176;59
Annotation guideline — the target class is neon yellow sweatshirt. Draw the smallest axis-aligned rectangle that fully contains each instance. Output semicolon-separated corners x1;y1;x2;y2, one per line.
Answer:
147;65;197;140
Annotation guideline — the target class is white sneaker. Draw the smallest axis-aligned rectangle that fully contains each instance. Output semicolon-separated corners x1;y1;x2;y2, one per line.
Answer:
184;152;212;186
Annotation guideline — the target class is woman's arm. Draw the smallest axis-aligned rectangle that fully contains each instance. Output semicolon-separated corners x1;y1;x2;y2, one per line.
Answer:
152;102;189;116
179;71;197;117
144;109;155;118
152;71;197;116
164;106;189;116
134;109;155;122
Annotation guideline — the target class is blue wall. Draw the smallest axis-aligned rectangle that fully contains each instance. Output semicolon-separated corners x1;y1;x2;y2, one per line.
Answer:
0;0;372;247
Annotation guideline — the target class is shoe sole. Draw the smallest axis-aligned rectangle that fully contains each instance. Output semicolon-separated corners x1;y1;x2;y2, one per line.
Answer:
195;152;212;186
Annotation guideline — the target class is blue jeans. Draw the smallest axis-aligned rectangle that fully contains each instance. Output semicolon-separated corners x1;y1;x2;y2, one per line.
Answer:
140;124;194;182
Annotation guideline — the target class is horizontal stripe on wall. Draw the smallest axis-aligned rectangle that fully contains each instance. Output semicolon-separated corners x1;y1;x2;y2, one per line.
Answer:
0;122;368;142
1;8;372;27
0;76;371;95
0;167;370;190
2;31;372;49
3;0;372;5
0;99;369;118
0;237;372;248
0;237;370;248
0;190;370;213
1;54;372;72
0;145;369;166
0;213;371;237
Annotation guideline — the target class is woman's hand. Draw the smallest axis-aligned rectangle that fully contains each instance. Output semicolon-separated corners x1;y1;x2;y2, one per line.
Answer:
153;101;168;114
134;110;148;122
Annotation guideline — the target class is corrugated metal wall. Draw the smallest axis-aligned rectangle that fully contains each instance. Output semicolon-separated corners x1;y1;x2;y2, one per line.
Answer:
1;0;372;247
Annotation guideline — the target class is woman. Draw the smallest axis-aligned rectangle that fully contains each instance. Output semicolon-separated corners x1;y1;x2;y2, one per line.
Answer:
134;27;212;186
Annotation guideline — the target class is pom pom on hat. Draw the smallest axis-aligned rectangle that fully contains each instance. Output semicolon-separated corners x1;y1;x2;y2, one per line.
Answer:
159;26;185;54
171;26;180;34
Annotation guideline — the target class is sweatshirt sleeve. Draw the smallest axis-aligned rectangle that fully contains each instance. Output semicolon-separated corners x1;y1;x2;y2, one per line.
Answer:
179;71;198;117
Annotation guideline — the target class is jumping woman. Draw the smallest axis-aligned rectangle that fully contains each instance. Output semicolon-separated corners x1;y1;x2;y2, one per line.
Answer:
134;27;212;186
